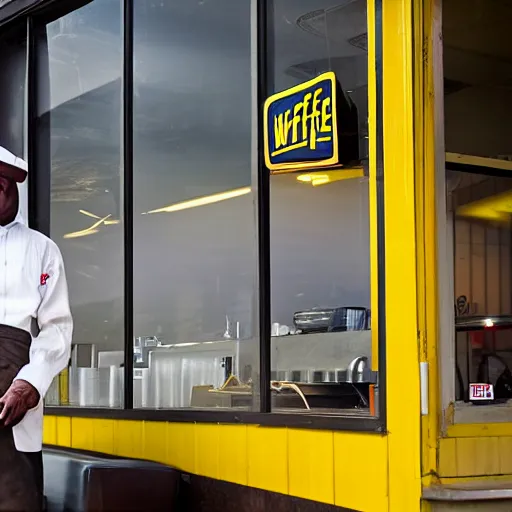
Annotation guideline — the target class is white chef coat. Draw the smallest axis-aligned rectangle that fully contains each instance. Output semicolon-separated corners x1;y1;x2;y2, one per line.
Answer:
0;213;73;452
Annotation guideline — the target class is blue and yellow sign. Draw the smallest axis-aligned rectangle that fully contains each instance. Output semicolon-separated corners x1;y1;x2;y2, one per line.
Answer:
264;72;342;173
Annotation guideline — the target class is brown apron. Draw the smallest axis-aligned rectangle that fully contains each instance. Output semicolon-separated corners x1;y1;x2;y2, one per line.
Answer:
0;324;41;512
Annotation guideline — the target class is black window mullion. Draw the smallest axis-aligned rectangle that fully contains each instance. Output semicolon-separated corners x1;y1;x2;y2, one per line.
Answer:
375;0;386;430
257;0;271;414
27;16;51;236
123;0;134;410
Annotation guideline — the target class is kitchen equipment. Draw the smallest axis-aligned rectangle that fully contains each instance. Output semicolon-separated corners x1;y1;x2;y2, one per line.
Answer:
293;307;335;333
329;307;369;331
293;306;370;333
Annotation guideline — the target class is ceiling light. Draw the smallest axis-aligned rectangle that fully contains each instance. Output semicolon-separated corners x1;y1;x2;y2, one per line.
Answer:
456;189;512;222
63;214;112;239
296;168;364;186
144;186;251;215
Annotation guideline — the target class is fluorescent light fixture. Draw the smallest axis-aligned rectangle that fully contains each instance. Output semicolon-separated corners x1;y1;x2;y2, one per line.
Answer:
63;210;120;239
79;209;120;225
63;214;112;239
296;168;364;186
144;186;251;215
456;189;512;222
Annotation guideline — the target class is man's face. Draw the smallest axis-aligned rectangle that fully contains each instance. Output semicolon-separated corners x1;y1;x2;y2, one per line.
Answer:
0;173;18;226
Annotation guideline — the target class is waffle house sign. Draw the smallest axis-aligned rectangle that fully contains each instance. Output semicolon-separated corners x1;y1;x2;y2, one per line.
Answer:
264;71;354;173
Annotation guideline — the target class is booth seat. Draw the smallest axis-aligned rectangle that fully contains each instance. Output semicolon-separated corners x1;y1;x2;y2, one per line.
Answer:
42;446;180;511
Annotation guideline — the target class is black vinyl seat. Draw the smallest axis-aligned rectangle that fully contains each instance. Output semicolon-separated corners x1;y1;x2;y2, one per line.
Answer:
43;446;180;511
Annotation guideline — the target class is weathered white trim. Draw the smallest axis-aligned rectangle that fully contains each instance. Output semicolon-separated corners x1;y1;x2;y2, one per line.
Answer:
446;152;512;172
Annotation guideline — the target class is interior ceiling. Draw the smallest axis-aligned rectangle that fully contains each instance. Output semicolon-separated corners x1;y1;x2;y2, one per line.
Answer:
285;0;366;83
44;0;369;205
443;0;512;61
443;0;512;88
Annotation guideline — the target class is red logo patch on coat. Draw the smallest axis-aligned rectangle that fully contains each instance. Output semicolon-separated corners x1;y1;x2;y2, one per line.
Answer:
40;273;50;286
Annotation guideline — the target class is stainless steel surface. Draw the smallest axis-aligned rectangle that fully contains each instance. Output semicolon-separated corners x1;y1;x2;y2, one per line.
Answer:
293;308;335;333
271;330;373;373
146;347;234;408
133;368;150;408
346;356;368;383
423;482;512;502
269;367;377;384
68;366;123;407
127;330;375;408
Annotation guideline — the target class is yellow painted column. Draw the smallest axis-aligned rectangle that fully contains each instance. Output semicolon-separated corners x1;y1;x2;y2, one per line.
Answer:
414;0;442;485
382;0;422;510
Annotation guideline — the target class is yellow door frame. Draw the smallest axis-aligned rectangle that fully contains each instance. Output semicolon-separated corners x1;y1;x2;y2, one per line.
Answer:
413;0;443;487
382;0;423;509
417;0;512;485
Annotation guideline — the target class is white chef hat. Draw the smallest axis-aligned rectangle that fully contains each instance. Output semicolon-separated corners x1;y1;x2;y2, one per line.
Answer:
0;145;28;183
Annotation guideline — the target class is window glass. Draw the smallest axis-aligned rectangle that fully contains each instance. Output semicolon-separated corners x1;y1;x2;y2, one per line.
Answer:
449;172;512;402
0;27;27;223
0;27;26;159
442;0;512;410
133;0;257;409
267;0;376;415
39;0;124;407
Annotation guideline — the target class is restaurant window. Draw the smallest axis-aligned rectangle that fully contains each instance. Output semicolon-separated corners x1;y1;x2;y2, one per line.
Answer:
442;0;512;420
267;0;377;415
132;0;258;409
38;0;124;407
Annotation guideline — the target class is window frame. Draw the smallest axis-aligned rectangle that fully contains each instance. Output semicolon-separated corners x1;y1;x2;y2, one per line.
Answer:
433;0;512;432
1;0;387;433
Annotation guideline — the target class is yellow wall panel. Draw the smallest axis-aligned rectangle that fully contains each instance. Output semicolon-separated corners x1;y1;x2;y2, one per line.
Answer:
334;432;388;512
218;425;248;486
439;436;512;477
446;423;512;438
194;424;220;480
247;426;288;495
438;438;457;477
55;416;72;447
70;417;95;451
455;437;500;477
44;416;393;511
143;421;169;465
499;437;512;475
288;429;334;505
113;420;144;459
166;422;196;474
89;419;115;455
43;415;57;445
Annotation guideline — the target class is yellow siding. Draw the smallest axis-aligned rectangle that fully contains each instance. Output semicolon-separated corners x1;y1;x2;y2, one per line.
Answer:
288;429;334;504
247;426;288;495
439;436;512;477
44;416;389;511
334;432;389;512
218;425;248;486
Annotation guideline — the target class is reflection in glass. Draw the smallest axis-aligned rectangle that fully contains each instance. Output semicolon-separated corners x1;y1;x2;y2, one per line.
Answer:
40;0;124;407
133;0;257;409
443;0;512;406
0;28;26;159
268;0;376;415
0;28;28;223
450;171;512;402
